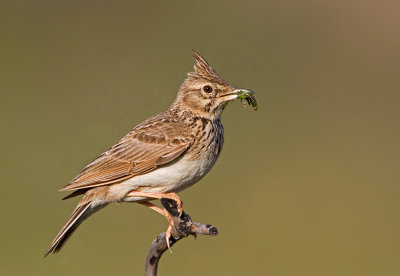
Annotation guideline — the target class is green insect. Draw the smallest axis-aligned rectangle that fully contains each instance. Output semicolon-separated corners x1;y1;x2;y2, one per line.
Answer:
235;90;258;111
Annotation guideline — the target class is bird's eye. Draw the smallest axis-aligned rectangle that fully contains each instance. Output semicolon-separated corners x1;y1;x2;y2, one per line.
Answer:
203;85;213;93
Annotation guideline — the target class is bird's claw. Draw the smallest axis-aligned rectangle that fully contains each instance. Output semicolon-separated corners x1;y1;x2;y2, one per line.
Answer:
177;204;183;218
166;225;173;253
170;195;183;218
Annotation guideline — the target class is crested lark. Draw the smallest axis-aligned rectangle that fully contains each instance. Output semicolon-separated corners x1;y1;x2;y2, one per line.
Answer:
45;51;255;257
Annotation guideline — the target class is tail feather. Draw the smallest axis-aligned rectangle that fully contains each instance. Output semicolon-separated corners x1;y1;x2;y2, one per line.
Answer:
44;202;92;257
62;189;88;200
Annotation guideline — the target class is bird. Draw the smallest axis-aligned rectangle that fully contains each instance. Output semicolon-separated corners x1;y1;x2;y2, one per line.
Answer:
44;50;255;257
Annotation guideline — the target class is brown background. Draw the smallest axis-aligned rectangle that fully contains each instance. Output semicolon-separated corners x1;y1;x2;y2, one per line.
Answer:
1;0;400;275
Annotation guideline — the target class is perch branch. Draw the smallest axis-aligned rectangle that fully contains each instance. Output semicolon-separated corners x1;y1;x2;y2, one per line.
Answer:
144;198;218;276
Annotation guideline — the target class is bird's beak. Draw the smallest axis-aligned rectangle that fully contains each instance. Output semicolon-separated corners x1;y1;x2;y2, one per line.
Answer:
218;88;258;110
218;88;253;101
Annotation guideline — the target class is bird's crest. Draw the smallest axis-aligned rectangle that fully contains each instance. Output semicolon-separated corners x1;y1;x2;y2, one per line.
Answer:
187;50;229;86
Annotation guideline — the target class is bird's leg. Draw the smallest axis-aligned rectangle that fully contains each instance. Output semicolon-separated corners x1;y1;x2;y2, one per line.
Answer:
138;201;174;250
126;191;183;217
127;191;184;250
138;201;173;224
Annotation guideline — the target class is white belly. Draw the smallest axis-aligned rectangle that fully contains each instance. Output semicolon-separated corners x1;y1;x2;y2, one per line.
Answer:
107;153;217;202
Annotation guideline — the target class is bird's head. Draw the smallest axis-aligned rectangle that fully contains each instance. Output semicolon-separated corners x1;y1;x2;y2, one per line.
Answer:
173;51;253;119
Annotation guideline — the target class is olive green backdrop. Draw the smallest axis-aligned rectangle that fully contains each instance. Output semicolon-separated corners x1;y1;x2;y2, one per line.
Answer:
1;0;399;275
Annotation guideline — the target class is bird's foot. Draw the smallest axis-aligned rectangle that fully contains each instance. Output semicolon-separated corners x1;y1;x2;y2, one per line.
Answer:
126;191;183;217
160;195;183;218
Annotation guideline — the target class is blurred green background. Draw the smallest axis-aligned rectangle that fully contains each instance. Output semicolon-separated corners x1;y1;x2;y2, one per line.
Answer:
1;0;400;275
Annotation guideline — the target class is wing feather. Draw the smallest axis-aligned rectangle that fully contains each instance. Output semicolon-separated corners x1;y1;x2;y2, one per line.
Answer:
60;116;193;192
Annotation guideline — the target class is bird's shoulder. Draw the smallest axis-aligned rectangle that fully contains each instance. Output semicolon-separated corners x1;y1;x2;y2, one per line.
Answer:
126;110;194;143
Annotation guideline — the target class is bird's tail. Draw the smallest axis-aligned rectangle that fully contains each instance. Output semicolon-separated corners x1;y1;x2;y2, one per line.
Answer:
44;201;96;257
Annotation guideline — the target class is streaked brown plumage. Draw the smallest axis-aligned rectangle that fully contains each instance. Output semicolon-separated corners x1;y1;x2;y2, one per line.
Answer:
44;50;253;257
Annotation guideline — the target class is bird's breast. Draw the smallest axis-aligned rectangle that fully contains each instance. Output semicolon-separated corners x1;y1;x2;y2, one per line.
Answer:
118;120;224;198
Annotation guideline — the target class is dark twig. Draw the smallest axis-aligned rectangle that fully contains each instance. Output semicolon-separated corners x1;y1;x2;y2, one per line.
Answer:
144;199;218;276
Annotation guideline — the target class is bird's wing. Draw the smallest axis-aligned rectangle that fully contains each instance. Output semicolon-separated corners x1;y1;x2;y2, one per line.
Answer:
60;116;194;191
